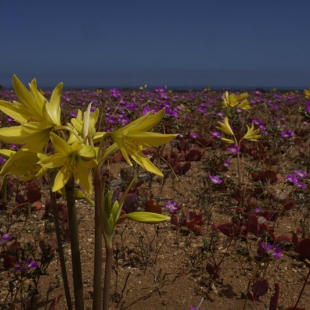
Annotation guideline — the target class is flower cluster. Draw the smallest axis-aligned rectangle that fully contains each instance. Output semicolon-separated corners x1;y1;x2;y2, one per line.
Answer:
286;170;308;189
261;243;282;259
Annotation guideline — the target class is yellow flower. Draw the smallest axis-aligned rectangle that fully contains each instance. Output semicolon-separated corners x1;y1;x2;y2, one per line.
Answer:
38;133;98;193
242;123;261;142
0;149;47;180
304;88;310;99
68;103;104;144
0;75;63;151
108;109;177;176
222;91;251;110
216;117;235;136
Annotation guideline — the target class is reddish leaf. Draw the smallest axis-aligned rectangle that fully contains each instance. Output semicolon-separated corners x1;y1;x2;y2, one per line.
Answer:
0;253;15;267
296;238;310;260
185;149;203;161
269;283;280;310
31;201;42;211
206;263;220;280
274;234;292;249
144;199;162;214
26;189;42;203
282;198;297;212
258;222;269;235
217;222;241;238
170;214;179;227
251;170;278;183
246;214;259;236
292;232;299;248
48;294;63;310
122;193;139;213
252;279;269;299
176;162;191;175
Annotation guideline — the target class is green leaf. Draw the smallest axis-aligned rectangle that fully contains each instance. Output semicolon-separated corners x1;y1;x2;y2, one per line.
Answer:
119;212;170;224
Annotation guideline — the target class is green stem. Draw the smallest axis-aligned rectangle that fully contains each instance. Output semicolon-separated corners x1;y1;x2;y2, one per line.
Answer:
93;172;103;310
103;245;113;310
65;175;84;310
50;171;73;310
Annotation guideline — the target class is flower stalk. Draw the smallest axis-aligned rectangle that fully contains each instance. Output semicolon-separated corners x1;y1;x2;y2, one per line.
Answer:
65;175;84;310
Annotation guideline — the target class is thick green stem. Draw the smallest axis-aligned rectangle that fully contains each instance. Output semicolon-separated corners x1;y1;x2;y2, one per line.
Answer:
93;172;103;309
103;245;113;310
50;171;73;310
65;175;84;310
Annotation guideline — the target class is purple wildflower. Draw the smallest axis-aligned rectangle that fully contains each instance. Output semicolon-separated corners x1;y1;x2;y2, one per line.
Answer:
209;175;223;184
306;101;310;113
110;88;121;98
0;233;13;246
285;173;299;184
294;170;308;178
261;243;282;259
227;145;240;154
280;130;294;138
189;133;199;139
211;131;222;138
165;200;178;213
15;257;39;272
223;160;231;167
252;119;262;126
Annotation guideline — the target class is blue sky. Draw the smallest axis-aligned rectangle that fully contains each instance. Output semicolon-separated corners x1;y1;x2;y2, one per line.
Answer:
1;0;310;89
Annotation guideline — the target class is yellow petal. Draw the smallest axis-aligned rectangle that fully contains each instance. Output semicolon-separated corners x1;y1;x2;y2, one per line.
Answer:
75;166;93;194
119;212;170;223
130;152;163;176
0;100;31;124
50;132;72;154
44;82;63;125
221;138;235;144
13;75;43;121
126;132;178;147
38;153;66;168
53;166;72;192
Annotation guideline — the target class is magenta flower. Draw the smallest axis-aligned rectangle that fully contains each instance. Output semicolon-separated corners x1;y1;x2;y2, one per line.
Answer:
223;160;230;167
261;243;282;259
294;170;308;178
211;131;222;138
227;145;240;154
209;175;223;184
280;130;294;138
0;233;13;246
15;257;39;272
189;132;199;139
165;200;178;213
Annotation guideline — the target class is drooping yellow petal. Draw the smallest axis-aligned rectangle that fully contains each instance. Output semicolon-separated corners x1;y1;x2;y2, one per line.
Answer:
0;100;32;124
75;166;93;194
242;124;261;142
216;117;235;136
130;152;164;176
53;166;72;192
221;138;235;144
0;150;39;176
108;108;177;176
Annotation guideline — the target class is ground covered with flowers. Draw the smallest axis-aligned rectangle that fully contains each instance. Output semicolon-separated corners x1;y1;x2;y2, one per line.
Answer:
1;86;310;309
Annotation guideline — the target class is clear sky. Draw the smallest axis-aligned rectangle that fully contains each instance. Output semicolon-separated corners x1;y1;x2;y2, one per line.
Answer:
1;0;310;90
